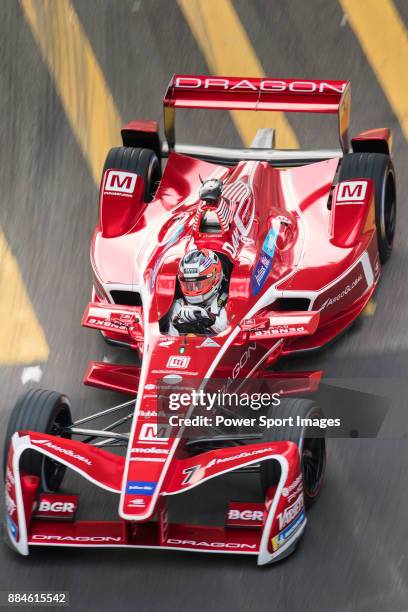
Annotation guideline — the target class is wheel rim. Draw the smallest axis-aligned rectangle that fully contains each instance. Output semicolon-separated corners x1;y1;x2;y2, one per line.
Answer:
301;437;326;498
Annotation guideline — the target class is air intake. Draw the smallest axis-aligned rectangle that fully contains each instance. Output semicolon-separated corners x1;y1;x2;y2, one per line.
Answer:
274;298;311;311
110;291;142;307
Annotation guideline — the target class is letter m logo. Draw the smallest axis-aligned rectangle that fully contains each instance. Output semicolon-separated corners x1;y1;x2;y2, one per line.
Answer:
105;170;137;194
337;180;368;204
139;423;172;445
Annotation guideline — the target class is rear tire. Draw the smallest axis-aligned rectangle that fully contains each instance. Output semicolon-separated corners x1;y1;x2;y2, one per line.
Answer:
339;152;396;263
102;146;161;202
260;397;326;508
3;389;72;492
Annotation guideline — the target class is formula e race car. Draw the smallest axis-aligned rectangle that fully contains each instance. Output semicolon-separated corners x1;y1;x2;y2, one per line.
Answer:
3;75;396;565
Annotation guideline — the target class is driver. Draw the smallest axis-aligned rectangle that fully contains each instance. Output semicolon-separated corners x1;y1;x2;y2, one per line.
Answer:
168;249;228;336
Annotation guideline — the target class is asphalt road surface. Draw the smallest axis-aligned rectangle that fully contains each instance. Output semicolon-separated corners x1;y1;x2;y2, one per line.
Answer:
1;1;408;610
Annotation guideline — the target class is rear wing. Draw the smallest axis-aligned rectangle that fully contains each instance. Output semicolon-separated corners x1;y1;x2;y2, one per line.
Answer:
163;74;351;152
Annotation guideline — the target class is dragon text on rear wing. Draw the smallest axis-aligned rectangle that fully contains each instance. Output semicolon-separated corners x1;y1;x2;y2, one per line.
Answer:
163;74;351;152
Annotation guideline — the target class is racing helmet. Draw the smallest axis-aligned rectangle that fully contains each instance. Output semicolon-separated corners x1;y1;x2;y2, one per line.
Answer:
178;249;223;305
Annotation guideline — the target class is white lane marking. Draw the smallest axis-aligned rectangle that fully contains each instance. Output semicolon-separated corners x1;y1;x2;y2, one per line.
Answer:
21;366;42;385
340;14;348;27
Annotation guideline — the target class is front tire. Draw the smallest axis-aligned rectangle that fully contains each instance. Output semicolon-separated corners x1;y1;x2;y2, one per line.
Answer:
339;152;396;263
102;146;161;202
3;389;72;492
260;398;326;508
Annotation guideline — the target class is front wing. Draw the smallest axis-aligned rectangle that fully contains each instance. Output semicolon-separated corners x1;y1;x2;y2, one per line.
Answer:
4;432;306;566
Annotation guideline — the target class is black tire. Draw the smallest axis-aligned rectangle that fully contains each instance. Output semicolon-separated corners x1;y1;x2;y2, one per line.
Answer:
339;152;396;263
3;389;72;492
102;146;161;202
260;398;326;508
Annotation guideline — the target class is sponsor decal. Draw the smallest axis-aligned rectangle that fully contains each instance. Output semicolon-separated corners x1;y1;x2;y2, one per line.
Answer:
104;171;137;196
174;76;346;95
5;491;16;516
282;474;302;498
131;447;169;455
337;180;368;204
286;488;303;503
250;253;273;296
128;498;146;508
199;337;220;348
34;494;78;520
32;535;123;543
182;465;202;485
117;313;135;324
206;446;275;469
138;410;159;418
167;355;190;369
166;538;257;550
252;325;305;338
222;180;255;258
220;343;257;394
183;266;199;276
38;501;76;513
88;317;129;331
227;509;264;522
262;228;278;258
6;467;15;491
319;274;363;311
277;493;304;531
144;383;156;390
139;423;172;444
33;439;92;466
158;339;175;347
126;481;157;495
272;509;305;552
6;515;18;541
276;214;292;225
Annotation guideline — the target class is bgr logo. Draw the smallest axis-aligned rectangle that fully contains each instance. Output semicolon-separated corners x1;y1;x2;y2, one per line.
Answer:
337;180;368;203
228;509;264;521
38;501;76;513
105;171;137;195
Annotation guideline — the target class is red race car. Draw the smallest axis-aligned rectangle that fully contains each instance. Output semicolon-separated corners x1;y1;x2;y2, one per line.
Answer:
3;75;396;565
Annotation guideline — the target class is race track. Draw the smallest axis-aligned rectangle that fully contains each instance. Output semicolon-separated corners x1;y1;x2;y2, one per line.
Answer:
1;1;408;610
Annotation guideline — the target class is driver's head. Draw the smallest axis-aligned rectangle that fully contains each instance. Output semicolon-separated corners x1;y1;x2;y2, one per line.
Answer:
178;249;223;305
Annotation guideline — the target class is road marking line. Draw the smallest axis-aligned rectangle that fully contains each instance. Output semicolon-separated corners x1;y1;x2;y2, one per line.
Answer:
21;0;122;185
21;365;43;385
0;231;49;365
177;0;299;148
362;300;376;316
13;0;125;367
340;0;408;140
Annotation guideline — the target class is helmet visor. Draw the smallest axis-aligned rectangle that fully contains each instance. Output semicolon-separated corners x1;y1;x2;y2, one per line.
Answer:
179;277;212;296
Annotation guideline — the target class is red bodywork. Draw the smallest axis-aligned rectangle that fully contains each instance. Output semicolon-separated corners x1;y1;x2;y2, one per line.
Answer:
5;75;390;564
